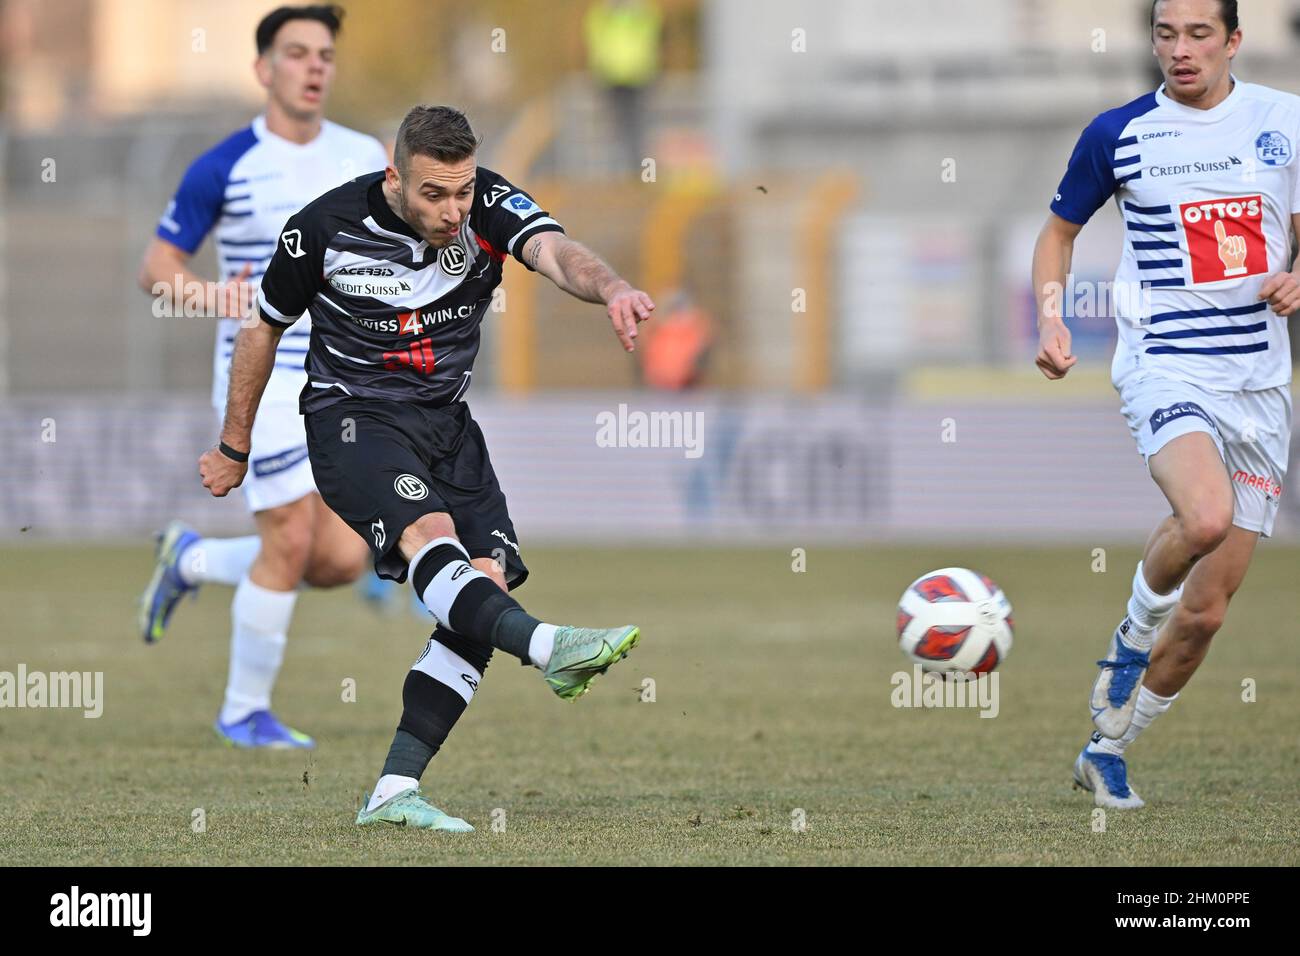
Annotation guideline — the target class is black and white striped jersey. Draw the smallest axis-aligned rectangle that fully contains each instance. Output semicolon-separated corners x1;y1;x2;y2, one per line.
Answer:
255;167;564;413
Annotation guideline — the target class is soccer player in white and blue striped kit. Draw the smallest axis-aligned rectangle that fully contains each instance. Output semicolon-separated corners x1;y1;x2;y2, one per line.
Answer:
137;5;388;747
1035;0;1300;807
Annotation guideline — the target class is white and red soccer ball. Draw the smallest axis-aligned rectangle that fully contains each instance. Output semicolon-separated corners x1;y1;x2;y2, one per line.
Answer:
896;568;1014;675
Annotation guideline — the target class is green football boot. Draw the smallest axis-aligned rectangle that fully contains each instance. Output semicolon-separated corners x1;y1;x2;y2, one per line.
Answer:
542;625;641;701
355;788;474;832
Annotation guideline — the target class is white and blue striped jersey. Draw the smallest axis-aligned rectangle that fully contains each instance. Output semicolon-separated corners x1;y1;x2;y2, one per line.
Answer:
156;115;388;407
1052;79;1300;391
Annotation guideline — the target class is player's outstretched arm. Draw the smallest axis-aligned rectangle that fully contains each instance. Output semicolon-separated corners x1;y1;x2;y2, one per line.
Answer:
138;237;254;319
198;317;284;496
1032;213;1083;381
522;232;655;352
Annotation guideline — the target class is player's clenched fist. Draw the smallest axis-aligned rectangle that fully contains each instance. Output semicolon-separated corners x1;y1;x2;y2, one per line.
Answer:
1258;271;1300;317
1036;320;1078;380
199;446;248;497
607;286;655;352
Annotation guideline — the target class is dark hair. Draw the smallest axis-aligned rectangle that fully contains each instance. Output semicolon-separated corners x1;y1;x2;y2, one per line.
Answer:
393;106;482;173
1150;0;1239;35
256;5;344;55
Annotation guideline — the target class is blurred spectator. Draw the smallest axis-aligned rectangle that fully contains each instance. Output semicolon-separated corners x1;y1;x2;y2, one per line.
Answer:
638;291;713;390
584;0;662;174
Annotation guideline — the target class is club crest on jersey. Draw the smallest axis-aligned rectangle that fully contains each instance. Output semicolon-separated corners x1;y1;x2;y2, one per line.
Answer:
394;474;429;501
280;229;305;259
502;193;540;219
1255;131;1292;168
439;242;468;277
1177;195;1266;284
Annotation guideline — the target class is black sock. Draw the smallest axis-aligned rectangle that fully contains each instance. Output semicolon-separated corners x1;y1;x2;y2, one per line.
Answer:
382;727;439;781
380;624;492;779
493;607;545;665
411;542;541;663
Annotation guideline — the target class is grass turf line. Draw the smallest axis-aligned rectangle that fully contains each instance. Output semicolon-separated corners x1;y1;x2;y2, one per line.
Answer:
0;544;1296;865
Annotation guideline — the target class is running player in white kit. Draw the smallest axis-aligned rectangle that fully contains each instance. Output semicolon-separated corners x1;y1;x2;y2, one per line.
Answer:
137;5;387;748
1035;0;1300;807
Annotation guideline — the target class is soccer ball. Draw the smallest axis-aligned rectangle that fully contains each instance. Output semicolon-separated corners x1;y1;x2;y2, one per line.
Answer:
896;567;1014;675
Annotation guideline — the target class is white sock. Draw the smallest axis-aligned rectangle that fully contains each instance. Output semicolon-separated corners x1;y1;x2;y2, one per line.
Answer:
1122;561;1181;651
368;774;419;812
178;536;261;587
219;576;296;725
528;623;559;669
1089;686;1178;756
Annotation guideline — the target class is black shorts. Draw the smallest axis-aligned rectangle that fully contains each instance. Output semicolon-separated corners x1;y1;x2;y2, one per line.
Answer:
305;399;527;589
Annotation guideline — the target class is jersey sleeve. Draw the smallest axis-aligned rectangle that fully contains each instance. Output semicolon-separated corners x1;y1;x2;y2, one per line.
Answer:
1050;117;1120;226
155;154;226;254
472;170;566;270
1291;118;1300;216
256;212;328;329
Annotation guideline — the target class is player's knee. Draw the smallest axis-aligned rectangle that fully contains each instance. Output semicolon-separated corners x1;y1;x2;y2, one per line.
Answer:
258;513;314;578
1176;602;1227;644
397;512;459;561
335;546;369;584
472;556;508;592
304;547;368;588
1180;508;1233;557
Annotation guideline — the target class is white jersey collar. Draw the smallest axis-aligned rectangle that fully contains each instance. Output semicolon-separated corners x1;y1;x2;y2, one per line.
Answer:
252;113;330;150
1155;73;1243;119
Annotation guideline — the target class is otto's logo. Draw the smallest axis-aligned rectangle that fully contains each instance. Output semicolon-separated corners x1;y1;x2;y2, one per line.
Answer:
1233;470;1282;499
280;229;305;258
1178;195;1266;284
1256;130;1292;168
394;473;429;501
439;242;467;277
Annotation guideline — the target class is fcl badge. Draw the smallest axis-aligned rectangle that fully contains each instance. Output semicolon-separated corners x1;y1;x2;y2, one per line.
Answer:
1178;195;1267;285
1255;131;1292;167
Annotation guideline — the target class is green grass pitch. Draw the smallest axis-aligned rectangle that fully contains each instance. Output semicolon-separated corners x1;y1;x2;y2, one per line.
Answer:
1;543;1296;865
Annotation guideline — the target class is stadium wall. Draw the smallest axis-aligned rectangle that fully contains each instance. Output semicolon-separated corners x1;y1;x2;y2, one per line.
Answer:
4;394;1299;545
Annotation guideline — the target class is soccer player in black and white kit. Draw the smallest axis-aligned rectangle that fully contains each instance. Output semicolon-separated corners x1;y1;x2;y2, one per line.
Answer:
199;106;654;830
138;5;384;750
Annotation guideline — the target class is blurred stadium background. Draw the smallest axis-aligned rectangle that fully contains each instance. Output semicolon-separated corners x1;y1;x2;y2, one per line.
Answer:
5;0;1300;548
4;0;1300;546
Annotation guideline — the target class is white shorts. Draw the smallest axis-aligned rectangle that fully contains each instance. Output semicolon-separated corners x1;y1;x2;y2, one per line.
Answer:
1117;374;1292;537
215;402;317;514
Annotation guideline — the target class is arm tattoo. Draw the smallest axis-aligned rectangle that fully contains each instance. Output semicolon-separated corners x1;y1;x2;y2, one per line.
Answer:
553;238;623;304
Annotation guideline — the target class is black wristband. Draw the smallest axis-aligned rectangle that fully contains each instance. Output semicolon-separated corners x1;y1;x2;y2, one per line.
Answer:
218;441;250;463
